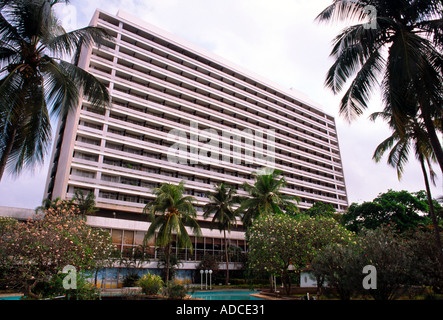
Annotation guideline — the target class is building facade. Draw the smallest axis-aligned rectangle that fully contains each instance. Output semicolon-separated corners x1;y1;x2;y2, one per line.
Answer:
43;9;348;285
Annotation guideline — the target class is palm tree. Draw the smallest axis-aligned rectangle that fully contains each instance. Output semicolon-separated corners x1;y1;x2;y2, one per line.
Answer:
239;168;299;227
203;183;240;285
72;189;98;217
372;111;443;267
143;181;201;283
316;0;443;173
0;0;110;180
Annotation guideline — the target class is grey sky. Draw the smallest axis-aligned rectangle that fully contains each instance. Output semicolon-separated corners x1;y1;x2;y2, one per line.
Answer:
0;0;441;209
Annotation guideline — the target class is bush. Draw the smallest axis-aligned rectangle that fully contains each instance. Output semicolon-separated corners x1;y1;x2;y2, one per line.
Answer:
165;282;188;300
137;273;164;295
123;274;140;287
32;273;100;300
228;278;246;285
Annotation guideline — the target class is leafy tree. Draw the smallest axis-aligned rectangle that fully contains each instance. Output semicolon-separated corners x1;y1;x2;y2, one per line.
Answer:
359;225;412;300
0;200;115;298
203;183;240;285
372;111;443;266
0;0;111;180
342;190;429;233
311;242;363;300
304;201;337;219
247;214;355;295
405;227;443;293
247;214;307;295
317;0;443;173
239;168;299;226
143;181;201;283
313;225;415;300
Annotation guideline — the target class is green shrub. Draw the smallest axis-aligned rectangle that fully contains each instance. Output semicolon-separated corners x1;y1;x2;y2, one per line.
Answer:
165;282;188;300
136;273;164;295
123;273;140;287
32;273;100;300
228;278;246;285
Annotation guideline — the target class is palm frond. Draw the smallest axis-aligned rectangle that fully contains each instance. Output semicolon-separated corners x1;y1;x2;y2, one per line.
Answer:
41;57;79;118
6;82;50;176
59;60;110;110
43;25;113;59
316;0;369;24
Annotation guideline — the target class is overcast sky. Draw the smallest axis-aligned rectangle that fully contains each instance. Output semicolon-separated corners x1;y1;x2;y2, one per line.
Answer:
0;0;441;209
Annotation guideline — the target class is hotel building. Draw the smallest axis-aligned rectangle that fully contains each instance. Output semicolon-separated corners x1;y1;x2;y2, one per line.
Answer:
43;10;348;285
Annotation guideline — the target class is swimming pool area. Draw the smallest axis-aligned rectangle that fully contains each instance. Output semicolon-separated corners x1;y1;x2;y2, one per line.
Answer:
189;290;264;300
0;295;22;300
0;290;266;301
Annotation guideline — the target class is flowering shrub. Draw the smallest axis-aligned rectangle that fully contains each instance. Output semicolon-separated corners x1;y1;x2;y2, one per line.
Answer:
246;214;356;295
0;200;115;299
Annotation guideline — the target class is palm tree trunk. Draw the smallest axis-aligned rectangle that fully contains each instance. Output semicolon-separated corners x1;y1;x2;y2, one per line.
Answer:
420;106;443;174
0;126;17;181
419;155;443;268
224;229;229;285
165;243;171;284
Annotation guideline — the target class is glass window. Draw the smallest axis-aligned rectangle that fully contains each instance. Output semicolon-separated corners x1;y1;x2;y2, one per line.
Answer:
134;231;145;246
123;230;134;246
111;229;123;251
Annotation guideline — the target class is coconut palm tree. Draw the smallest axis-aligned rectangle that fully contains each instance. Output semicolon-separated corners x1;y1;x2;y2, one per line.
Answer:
0;0;110;180
143;181;201;283
316;0;443;173
239;168;299;227
203;183;240;285
372;111;443;267
72;189;98;217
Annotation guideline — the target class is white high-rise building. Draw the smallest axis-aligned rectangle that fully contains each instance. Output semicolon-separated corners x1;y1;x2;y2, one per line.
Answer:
44;9;348;285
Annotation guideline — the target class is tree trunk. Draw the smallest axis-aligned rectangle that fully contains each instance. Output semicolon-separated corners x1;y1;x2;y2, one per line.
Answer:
0;126;17;181
419;156;443;268
224;229;229;285
281;269;291;295
420;106;443;174
165;244;170;284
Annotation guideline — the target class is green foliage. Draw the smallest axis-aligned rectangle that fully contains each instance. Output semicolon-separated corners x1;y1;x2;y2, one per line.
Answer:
203;183;240;285
0;216;17;233
203;183;240;232
311;242;363;300
137;273;164;295
247;214;355;295
405;227;443;293
32;272;100;300
196;255;220;276
164;281;188;300
239;169;300;226
0;200;115;298
316;0;443;174
123;274;141;288
72;190;98;216
143;181;201;283
358;225;412;300
0;0;110;179
312;224;443;300
304;201;336;218
342;190;430;233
